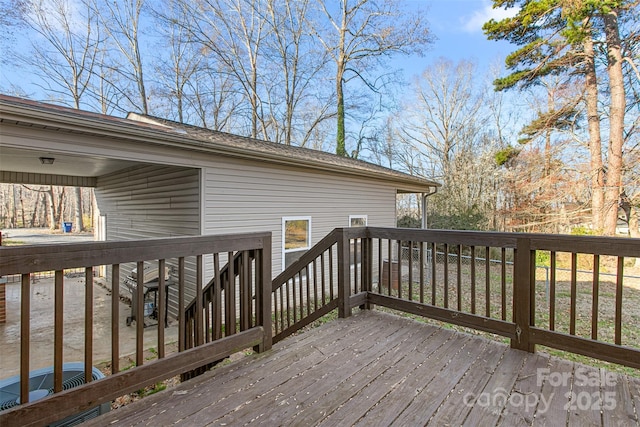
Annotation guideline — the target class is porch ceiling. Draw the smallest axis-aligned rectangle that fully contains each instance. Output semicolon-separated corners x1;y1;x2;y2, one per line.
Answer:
0;146;145;181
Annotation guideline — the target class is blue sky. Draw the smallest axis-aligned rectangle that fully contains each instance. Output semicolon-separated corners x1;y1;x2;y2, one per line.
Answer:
401;0;519;79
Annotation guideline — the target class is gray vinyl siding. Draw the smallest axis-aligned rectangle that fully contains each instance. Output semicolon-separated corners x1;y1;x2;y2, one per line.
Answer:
95;164;201;319
202;157;398;276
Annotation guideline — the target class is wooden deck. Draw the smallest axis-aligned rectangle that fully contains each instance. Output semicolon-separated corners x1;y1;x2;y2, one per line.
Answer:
85;310;640;426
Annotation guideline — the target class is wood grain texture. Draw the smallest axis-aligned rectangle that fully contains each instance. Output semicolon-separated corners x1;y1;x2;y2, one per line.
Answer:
79;311;638;427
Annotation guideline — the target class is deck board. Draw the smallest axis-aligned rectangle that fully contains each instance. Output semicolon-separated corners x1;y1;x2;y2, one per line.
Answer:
427;339;507;426
496;352;549;426
83;310;640;426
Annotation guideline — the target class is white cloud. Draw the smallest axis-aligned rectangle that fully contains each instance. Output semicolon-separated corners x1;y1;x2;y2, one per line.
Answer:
460;2;519;33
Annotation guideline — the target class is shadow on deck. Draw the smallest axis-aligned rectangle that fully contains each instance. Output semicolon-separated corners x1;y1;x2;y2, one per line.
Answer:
84;310;640;426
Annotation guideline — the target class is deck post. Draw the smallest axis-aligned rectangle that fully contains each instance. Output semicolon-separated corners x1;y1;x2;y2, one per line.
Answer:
337;228;352;318
512;237;535;352
256;235;273;352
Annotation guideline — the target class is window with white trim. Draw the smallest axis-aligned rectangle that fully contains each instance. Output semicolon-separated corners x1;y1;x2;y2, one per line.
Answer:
349;215;368;227
282;217;311;270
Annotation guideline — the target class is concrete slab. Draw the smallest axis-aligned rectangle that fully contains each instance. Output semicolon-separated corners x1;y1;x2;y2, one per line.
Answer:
0;276;179;378
1;227;94;246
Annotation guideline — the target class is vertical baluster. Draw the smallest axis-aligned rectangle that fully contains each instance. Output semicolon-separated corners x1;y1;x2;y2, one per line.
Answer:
85;267;94;382
204;278;211;344
456;245;462;312
569;253;577;335
246;251;252;329
20;274;30;404
550;252;556;331
196;255;204;343
313;259;318;311
419;242;424;304
279;282;285;331
292;276;297;323
387;240;392;296
396;240;402;299
591;254;599;340
213;254;222;340
353;239;358;294
431;242;436;305
321;252;326;305
301;270;307;319
111;264;120;372
249;251;254;328
285;279;291;328
226;252;236;336
273;287;279;335
178;257;185;352
615;257;624;345
54;270;64;393
185;316;192;350
136;261;144;366
329;246;335;301
305;266;311;316
241;251;251;331
408;241;413;301
501;248;506;321
157;259;165;358
443;243;449;308
485;247;490;318
470;246;476;314
377;239;382;295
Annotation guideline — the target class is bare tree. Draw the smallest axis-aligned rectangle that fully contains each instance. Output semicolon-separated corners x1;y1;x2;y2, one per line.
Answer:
18;0;102;109
149;0;203;123
398;60;494;228
173;0;269;138
95;0;150;114
315;0;432;156
402;60;484;181
263;0;331;146
13;0;102;230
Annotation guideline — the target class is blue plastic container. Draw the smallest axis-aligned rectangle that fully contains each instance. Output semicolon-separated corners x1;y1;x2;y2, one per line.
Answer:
63;222;72;233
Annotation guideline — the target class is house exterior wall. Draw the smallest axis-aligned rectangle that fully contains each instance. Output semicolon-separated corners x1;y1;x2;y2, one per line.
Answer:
95;164;201;318
2;116;403;321
96;164;201;239
94;158;397;321
202;157;398;276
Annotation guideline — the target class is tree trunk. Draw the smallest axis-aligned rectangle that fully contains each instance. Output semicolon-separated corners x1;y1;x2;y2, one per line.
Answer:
336;72;346;156
18;186;26;227
583;32;605;232
55;188;65;228
602;10;625;236
11;185;18;228
45;186;56;230
335;3;347;157
31;192;41;227
74;187;83;232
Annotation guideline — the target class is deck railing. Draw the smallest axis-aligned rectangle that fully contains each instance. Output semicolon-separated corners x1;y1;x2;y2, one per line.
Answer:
271;230;341;342
272;227;640;369
0;232;271;427
1;226;638;426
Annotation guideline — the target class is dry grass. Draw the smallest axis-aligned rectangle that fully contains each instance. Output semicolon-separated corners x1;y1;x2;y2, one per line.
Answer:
374;259;640;377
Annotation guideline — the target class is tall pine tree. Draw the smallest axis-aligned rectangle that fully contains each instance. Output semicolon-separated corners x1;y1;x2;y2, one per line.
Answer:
484;0;633;235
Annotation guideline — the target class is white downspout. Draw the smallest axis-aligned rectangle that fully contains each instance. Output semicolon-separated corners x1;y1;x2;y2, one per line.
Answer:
421;187;438;229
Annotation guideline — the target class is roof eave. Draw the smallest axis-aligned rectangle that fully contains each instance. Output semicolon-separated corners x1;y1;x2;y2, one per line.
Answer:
1;97;440;192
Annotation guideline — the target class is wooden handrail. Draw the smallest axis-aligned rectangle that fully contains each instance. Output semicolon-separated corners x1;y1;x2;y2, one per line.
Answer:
2;226;638;426
0;232;272;426
184;249;256;314
271;229;340;290
361;228;640;369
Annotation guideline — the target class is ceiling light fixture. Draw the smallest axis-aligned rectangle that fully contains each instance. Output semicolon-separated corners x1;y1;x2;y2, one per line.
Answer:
39;157;55;165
